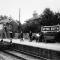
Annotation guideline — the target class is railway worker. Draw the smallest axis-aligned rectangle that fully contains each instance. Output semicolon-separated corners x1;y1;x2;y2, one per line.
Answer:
9;31;13;44
29;31;32;41
20;31;23;40
4;26;8;38
10;38;12;44
9;31;13;38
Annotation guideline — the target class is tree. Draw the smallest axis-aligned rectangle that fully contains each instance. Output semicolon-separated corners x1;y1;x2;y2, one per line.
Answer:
41;8;54;26
54;12;60;24
0;15;8;20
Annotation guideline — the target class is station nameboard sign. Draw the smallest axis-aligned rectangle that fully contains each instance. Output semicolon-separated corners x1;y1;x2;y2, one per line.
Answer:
41;25;60;33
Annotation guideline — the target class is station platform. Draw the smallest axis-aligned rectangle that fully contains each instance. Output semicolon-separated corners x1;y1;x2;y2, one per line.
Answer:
0;38;60;52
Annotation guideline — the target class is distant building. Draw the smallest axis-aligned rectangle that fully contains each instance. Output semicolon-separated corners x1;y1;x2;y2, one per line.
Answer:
26;11;40;23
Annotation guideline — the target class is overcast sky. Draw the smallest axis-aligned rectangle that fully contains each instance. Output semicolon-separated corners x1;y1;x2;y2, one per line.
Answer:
0;0;60;24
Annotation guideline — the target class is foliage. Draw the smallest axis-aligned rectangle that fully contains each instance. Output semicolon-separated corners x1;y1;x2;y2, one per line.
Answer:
41;8;60;25
0;15;21;33
40;8;54;25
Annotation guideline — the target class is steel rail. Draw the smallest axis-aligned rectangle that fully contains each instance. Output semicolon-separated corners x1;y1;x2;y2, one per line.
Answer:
1;50;26;60
13;49;50;60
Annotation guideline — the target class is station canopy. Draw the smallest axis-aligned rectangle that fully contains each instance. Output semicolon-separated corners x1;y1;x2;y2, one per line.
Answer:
0;19;12;24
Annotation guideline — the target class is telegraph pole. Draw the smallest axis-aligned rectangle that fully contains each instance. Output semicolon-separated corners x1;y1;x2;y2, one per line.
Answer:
18;8;22;33
19;8;20;23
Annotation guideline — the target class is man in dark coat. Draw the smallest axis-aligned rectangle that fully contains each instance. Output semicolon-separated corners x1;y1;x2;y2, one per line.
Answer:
39;32;44;42
20;31;23;40
29;31;32;41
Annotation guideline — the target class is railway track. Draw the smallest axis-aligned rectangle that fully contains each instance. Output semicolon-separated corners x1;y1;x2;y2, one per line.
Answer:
1;50;26;60
9;49;50;60
2;50;41;60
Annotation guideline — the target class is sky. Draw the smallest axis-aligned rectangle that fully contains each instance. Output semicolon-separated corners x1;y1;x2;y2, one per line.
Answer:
0;0;60;24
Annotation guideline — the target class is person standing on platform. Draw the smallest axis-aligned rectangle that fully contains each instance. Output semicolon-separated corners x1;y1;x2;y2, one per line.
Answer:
29;31;32;41
39;32;44;42
20;31;23;40
9;31;13;43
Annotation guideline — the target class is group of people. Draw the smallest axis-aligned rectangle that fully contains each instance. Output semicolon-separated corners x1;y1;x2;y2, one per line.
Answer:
20;31;32;41
20;31;44;42
2;28;44;42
